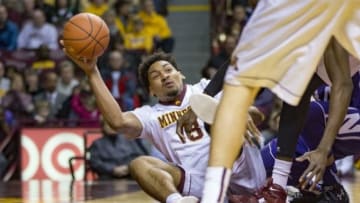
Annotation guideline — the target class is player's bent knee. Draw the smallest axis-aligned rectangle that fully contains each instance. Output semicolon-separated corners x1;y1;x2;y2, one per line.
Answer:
130;155;151;166
129;156;165;175
129;156;149;176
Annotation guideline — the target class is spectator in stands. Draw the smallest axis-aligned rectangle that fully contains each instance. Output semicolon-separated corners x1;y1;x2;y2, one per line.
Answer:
89;120;149;180
56;82;82;125
31;44;56;70
49;0;79;29
3;64;18;80
114;0;134;40
124;16;154;54
17;9;59;50
70;79;100;127
3;0;38;28
56;60;79;97
0;61;10;101
138;0;174;53
207;34;237;71
225;4;247;39
34;0;54;22
33;71;68;119
230;4;247;26
0;4;18;51
2;73;34;121
211;3;247;55
24;69;40;96
99;8;125;74
2;0;23;27
102;9;121;40
111;35;126;52
104;50;140;110
32;99;51;126
84;0;109;17
153;0;168;17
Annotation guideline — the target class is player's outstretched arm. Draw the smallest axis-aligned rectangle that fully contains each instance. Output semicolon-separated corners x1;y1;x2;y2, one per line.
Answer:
296;37;353;191
61;41;143;138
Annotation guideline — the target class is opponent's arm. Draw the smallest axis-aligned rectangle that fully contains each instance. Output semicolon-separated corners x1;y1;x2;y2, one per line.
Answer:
297;37;353;191
203;60;228;96
61;42;143;138
318;38;353;155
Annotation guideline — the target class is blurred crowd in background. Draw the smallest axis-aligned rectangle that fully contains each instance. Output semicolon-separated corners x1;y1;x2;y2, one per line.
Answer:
0;0;175;128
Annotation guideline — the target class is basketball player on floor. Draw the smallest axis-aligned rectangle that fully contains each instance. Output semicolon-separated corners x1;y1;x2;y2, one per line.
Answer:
60;49;267;203
192;1;360;202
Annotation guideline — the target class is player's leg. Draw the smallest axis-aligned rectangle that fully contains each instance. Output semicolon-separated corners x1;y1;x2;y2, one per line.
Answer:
272;74;324;188
201;84;259;203
129;156;198;203
262;137;340;184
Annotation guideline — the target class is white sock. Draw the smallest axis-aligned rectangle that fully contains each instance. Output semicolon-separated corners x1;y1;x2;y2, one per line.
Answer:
166;193;182;203
272;159;292;188
201;166;231;203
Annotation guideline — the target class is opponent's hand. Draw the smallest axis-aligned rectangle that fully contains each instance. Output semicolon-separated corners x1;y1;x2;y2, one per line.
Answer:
245;115;263;149
248;106;265;126
176;108;198;143
296;149;328;191
60;40;98;75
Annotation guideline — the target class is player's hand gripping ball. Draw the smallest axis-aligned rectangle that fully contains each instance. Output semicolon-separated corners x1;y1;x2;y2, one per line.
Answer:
62;13;110;60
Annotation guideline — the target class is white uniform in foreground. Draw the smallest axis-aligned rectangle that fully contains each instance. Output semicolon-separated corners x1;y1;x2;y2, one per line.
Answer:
227;0;360;105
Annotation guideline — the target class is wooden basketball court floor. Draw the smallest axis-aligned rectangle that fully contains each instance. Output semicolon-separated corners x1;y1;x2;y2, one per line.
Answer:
0;171;359;203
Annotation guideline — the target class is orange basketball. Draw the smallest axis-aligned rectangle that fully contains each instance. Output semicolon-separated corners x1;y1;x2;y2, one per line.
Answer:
62;13;110;59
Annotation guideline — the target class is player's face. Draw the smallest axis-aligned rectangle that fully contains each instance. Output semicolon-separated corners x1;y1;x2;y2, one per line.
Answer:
148;60;184;101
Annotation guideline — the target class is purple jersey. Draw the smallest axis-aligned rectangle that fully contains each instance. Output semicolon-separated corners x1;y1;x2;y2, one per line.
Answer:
261;101;360;186
314;71;360;109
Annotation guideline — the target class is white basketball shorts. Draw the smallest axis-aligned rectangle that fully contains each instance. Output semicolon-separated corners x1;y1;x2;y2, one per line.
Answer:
225;0;360;105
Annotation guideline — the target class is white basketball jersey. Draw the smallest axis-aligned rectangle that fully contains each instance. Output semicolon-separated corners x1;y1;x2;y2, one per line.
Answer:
132;79;211;172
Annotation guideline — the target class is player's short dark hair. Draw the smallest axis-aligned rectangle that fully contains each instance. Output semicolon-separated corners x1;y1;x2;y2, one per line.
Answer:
138;52;179;91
